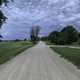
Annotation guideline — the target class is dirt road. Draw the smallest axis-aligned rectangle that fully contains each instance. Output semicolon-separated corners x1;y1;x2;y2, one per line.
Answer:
0;42;79;80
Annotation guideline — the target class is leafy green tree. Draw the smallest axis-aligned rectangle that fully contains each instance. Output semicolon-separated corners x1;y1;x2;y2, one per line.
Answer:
48;25;78;45
61;25;78;44
49;31;60;44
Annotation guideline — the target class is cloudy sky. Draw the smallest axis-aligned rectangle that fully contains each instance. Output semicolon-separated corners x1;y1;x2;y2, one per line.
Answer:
1;0;80;40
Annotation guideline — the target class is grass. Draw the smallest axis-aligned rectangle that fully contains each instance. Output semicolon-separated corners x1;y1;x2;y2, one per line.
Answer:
45;41;80;47
0;41;33;64
51;47;80;68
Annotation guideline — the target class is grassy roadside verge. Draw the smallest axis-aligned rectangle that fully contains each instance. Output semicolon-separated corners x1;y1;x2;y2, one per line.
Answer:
0;41;33;64
51;47;80;68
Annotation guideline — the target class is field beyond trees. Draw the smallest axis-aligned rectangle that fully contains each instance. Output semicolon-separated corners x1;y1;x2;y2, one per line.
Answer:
0;41;33;64
51;47;80;68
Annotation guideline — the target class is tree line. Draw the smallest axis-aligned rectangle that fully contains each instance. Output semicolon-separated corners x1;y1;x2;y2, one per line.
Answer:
41;25;80;45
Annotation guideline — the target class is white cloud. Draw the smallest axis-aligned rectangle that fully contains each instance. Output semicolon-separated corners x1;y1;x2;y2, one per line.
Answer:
2;0;80;39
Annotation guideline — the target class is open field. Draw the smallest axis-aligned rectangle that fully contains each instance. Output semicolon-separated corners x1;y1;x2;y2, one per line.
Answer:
51;47;80;68
0;41;33;64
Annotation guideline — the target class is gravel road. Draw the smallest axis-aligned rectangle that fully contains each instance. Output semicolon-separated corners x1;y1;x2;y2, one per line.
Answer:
0;42;79;80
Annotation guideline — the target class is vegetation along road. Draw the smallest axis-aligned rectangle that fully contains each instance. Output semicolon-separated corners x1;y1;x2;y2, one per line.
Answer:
0;41;33;64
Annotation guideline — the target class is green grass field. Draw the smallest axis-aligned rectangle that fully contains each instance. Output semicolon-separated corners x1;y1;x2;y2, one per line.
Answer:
0;41;33;64
51;47;80;68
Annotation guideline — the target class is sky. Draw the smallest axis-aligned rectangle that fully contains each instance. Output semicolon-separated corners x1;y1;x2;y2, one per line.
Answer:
1;0;80;40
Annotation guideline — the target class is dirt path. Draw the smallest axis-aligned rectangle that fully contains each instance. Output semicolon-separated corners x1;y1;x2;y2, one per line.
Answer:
0;42;79;80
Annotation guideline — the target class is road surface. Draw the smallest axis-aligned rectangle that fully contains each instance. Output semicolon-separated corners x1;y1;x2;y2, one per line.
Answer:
0;42;80;80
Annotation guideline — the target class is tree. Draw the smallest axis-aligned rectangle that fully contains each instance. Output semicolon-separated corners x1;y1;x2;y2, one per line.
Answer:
49;31;60;44
0;0;13;28
78;32;80;38
24;38;27;41
41;36;48;41
61;25;78;44
48;25;78;45
30;26;40;43
0;0;13;39
0;10;7;28
0;10;7;38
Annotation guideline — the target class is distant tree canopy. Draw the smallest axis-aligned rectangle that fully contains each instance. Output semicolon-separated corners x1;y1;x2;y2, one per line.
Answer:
49;31;60;43
61;25;78;44
41;36;48;41
30;26;41;43
48;25;78;45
